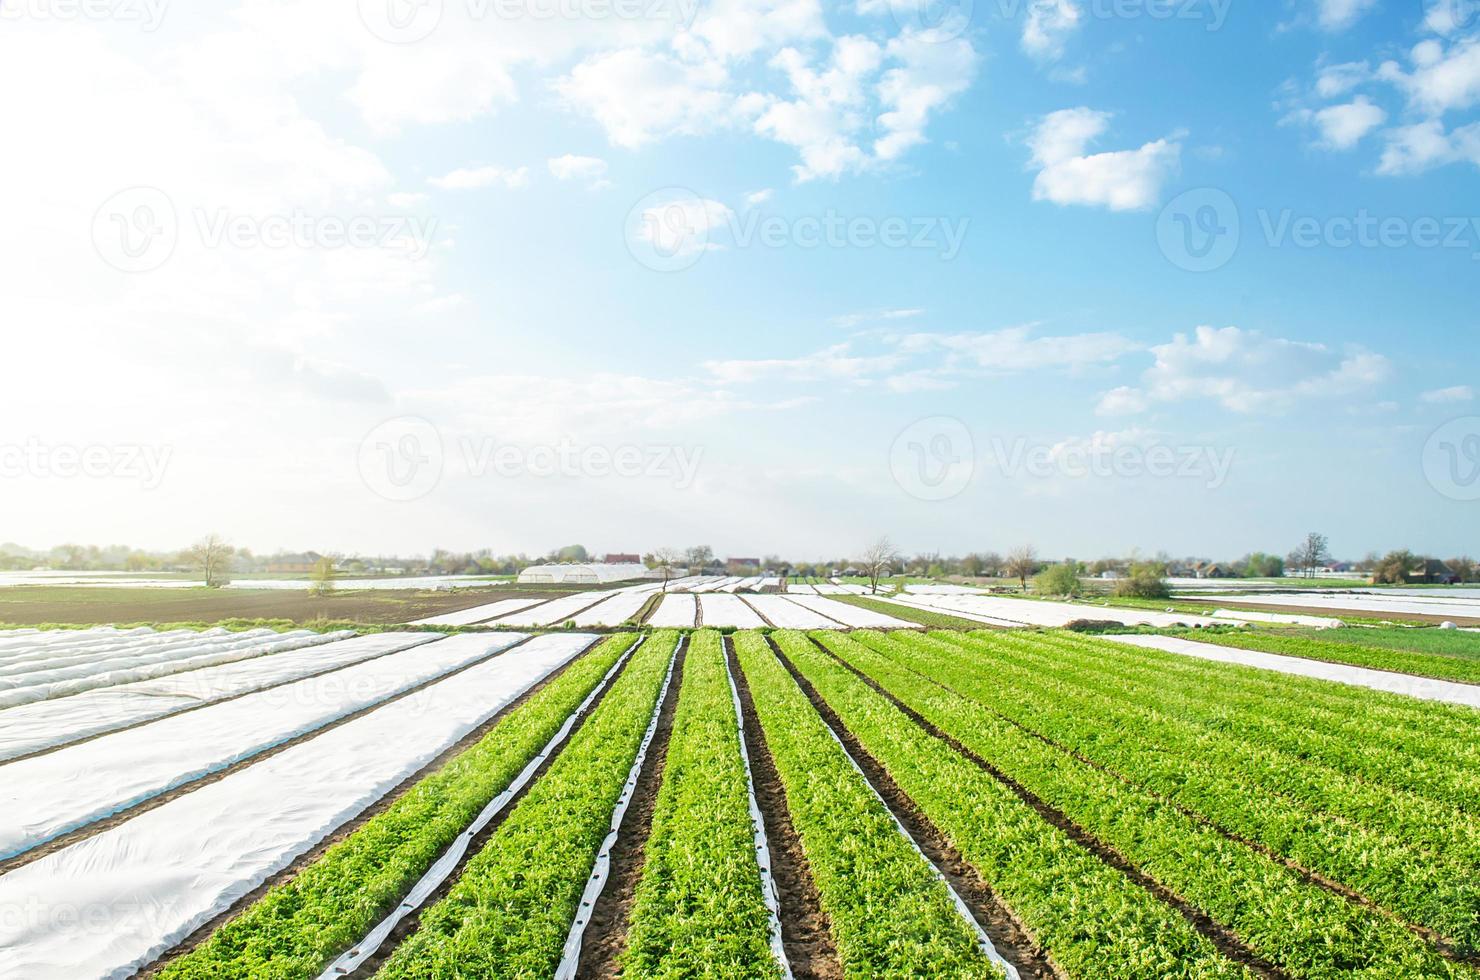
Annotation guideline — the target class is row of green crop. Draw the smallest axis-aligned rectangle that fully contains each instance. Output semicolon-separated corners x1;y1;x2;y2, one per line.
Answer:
375;631;680;978
1171;627;1480;684
932;630;1479;862
729;632;1002;979
968;628;1480;814
621;631;780;978
815;631;1471;979
765;632;1251;980
157;633;636;980
855;629;1480;955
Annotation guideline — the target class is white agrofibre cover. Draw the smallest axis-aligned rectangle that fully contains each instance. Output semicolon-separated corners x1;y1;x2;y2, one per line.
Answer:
648;594;697;627
784;594;912;628
573;591;651;627
492;592;610;627
698;594;767;629
0;633;529;861
0;628;346;709
744;595;842;629
0;632;423;763
411;598;546;626
0;633;599;980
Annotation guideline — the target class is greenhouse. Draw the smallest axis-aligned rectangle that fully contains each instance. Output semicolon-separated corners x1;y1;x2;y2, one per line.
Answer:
515;562;652;585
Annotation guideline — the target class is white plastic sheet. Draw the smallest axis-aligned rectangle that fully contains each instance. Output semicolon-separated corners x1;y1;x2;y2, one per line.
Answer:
891;593;1226;629
492;592;610;627
0;632;599;980
743;595;841;629
697;594;767;629
573;592;651;627
0;632;418;763
784;594;911;628
0;633;530;860
410;599;545;626
647;593;697;627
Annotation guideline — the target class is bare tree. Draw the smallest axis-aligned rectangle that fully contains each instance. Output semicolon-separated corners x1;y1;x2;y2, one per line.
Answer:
861;536;898;594
1288;532;1331;579
1005;545;1039;593
651;547;681;593
186;534;232;589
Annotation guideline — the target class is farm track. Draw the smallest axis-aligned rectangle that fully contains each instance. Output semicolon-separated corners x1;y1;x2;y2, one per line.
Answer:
787;636;1286;980
574;639;686;978
767;638;1060;980
335;637;649;980
0;635;538;878
0;634;439;767
848;633;1479;967
140;634;615;978
729;640;844;980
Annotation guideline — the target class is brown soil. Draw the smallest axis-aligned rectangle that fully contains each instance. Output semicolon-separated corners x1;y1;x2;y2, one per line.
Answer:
575;640;686;977
727;639;844;980
787;637;1287;980
0;635;537;878
0;585;589;627
141;635;624;978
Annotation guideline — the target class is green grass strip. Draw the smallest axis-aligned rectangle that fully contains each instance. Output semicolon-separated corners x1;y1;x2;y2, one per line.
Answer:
374;631;680;979
830;595;984;630
772;632;1249;980
158;633;635;980
622;630;779;979
730;632;1001;980
817;631;1472;978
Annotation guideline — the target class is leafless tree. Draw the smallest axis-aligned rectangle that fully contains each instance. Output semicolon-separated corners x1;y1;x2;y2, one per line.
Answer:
1288;532;1331;579
186;534;232;589
1004;545;1039;593
861;536;898;594
652;547;681;593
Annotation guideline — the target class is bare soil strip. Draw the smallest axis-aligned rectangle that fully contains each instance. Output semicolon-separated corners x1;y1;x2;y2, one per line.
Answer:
729;642;844;980
768;639;1055;980
793;638;1285;980
2;633;442;767
574;640;687;978
0;635;539;878
139;635;619;978
877;641;1479;967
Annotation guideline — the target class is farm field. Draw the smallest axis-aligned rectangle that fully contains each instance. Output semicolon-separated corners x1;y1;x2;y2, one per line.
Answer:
1171;626;1480;685
2;624;1476;978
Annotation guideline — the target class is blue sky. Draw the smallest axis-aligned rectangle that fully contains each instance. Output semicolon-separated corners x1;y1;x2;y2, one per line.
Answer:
1;0;1476;561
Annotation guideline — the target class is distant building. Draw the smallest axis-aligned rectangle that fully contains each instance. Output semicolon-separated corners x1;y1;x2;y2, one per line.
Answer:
727;557;761;573
266;551;323;574
603;553;641;565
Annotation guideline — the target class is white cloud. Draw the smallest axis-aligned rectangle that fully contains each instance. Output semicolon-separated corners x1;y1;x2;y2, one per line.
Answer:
633;196;735;257
1022;0;1082;61
1377;119;1480;174
704;343;903;383
1312;96;1387;149
556;48;737;149
1425;0;1476;35
1315;61;1372;98
387;191;431;208
751;36;885;181
901;326;1137;371
412;294;468;316
547;154;610;189
1027;108;1181;211
428;165;530;190
874;30;977;163
745;188;775;205
1314;0;1378;31
1096;325;1391;415
1378;36;1480;117
1422;384;1476;403
676;0;829;62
